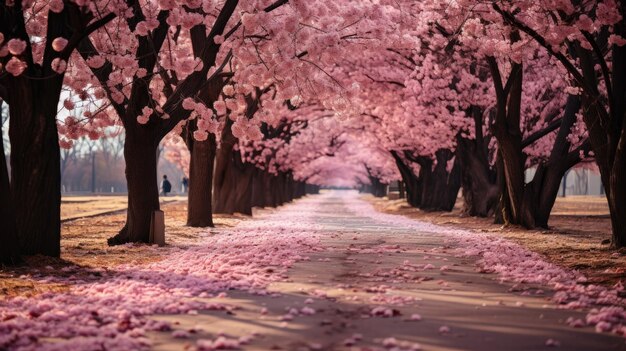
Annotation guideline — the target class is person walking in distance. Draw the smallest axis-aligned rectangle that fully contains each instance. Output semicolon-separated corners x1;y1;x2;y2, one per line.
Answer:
181;176;189;194
161;175;172;196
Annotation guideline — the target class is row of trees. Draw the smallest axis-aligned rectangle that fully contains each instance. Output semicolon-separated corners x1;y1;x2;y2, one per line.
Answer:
1;0;625;265
0;0;376;263
339;0;625;248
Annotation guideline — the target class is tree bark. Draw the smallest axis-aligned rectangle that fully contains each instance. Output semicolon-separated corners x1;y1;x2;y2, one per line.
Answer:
607;11;626;247
0;105;20;264
457;137;498;217
265;173;279;207
519;95;584;228
417;149;461;212
305;184;320;194
108;128;160;245
213;121;255;215
7;87;62;256
182;79;223;227
489;55;586;229
370;177;387;198
456;105;498;217
489;56;526;225
251;168;267;208
185;133;217;227
392;150;459;211
391;151;422;207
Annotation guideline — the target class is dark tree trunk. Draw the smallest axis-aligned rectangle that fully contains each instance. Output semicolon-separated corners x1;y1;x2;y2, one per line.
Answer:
285;172;295;202
607;146;626;248
489;57;526;226
456;105;498;217
519;95;584;228
0;0;115;257
418;149;461;212
391;151;422;207
276;172;287;205
185;133;217;227
294;181;306;198
213;119;236;214
585;23;626;247
8;88;62;257
231;159;255;214
251;168;267;208
457;137;498;217
182;79;223;227
0;111;20;264
213;118;255;215
213;148;255;215
108;129;160;245
265;173;279;207
398;181;405;199
306;184;320;194
607;14;626;247
393;150;459;212
489;55;586;229
372;179;387;197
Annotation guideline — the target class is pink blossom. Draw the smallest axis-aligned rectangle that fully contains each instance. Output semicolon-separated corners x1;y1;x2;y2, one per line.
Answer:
51;37;68;52
51;58;67;73
48;0;64;13
7;39;27;55
5;57;26;76
86;56;105;69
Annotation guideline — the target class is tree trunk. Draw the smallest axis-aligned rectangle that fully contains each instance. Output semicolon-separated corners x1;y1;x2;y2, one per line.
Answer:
8;89;62;256
265;173;279;207
231;157;254;215
418;149;461;212
183;79;223;226
213;143;254;215
368;176;387;198
519;95;584;228
108;129;160;245
398;181;405;199
391;151;422;207
456;105;499;217
186;133;216;227
457;137;498;217
589;15;626;248
607;14;626;247
275;172;288;205
487;54;526;226
306;184;320;194
213;119;237;214
0;0;110;257
607;146;626;247
0;111;20;264
251;168;267;208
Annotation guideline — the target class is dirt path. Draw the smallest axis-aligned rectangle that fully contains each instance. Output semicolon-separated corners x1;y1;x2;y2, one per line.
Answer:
149;192;626;351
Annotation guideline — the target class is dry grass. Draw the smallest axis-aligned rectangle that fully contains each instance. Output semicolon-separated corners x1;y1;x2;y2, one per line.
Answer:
60;195;184;221
0;200;244;298
365;195;626;286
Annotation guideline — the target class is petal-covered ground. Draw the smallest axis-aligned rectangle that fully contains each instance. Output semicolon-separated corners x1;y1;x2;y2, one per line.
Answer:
1;191;626;350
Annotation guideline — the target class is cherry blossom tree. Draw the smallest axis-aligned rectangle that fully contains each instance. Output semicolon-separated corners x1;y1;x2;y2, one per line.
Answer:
0;0;116;260
452;0;625;245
